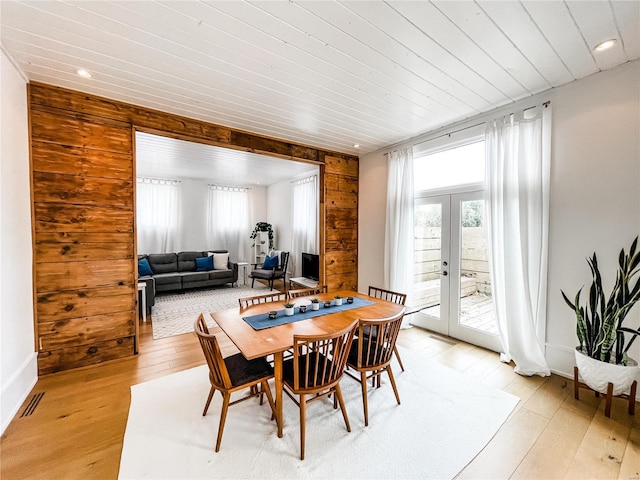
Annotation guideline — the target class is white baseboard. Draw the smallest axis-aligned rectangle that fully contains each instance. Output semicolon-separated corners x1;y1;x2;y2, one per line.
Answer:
1;352;38;434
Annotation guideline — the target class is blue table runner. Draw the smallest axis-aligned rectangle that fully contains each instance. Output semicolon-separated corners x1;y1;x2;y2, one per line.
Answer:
242;296;375;331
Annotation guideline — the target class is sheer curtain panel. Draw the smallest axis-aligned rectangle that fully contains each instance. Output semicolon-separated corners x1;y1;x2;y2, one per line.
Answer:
384;147;415;308
485;104;552;377
291;175;318;276
206;185;249;262
136;178;181;254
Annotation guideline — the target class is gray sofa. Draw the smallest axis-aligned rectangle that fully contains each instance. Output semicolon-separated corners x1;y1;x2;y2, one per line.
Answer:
138;250;238;308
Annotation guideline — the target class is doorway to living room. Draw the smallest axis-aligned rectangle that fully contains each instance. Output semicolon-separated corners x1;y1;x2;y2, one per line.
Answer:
134;131;321;338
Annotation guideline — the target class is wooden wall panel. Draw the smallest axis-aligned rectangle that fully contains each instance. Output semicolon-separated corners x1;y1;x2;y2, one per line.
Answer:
30;89;137;375
35;259;134;293
35;241;134;263
37;337;135;375
29;83;359;374
32;142;133;179
326;209;357;230
36;286;135;322
33;172;133;207
324;155;359;290
38;312;135;350
34;203;134;233
326;272;358;292
325;155;359;177
325;251;357;275
30;109;132;152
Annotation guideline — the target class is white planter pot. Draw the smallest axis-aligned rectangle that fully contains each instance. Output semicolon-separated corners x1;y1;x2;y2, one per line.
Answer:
574;347;639;396
311;303;320;311
285;307;294;316
334;298;343;306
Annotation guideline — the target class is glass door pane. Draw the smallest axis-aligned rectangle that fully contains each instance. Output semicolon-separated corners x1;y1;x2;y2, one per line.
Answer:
410;196;450;335
449;193;501;352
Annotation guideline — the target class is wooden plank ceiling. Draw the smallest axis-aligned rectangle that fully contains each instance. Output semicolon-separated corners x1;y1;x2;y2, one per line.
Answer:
2;1;638;155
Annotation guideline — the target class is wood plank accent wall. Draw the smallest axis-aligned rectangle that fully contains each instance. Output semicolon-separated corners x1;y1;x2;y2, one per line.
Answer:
324;156;358;291
28;82;359;374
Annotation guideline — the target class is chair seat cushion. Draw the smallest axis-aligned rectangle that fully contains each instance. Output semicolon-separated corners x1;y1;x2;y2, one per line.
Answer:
250;268;278;280
347;341;391;369
283;352;334;391
224;353;274;387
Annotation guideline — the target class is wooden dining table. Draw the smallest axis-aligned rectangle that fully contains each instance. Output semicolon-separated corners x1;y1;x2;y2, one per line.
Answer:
210;289;405;437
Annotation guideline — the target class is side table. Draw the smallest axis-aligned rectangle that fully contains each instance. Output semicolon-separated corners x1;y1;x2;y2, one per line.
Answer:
138;282;147;322
237;261;249;286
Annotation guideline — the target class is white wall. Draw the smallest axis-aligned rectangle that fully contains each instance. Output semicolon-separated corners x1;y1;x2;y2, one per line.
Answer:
1;49;37;434
545;61;640;377
359;60;640;379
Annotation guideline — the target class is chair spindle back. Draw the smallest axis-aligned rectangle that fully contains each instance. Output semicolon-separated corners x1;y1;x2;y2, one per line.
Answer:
238;292;288;309
292;321;357;392
356;309;405;370
194;314;233;389
368;286;407;306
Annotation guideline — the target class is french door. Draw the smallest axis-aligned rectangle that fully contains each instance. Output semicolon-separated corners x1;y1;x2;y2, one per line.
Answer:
410;191;501;352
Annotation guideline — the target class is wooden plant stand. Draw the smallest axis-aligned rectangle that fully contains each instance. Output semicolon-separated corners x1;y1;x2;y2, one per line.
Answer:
574;366;637;418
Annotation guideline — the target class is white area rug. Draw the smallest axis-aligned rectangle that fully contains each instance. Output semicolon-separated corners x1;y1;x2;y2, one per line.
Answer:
151;284;273;340
119;348;519;479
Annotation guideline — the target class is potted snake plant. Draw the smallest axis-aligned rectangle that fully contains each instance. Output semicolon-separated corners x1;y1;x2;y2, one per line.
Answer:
561;236;640;395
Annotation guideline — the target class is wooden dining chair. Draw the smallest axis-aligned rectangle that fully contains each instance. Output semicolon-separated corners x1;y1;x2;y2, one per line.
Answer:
345;308;406;426
368;286;407;372
287;286;327;299
194;314;276;452
238;291;287;309
282;320;358;460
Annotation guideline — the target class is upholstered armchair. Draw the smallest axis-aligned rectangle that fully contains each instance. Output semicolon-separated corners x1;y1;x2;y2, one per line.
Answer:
250;250;289;291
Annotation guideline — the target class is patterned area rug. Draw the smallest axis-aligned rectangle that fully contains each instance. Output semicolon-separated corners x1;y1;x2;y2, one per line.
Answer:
151;284;274;340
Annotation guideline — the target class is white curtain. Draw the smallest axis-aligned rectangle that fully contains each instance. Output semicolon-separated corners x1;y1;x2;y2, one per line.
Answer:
136;178;181;254
485;104;552;377
291;175;318;276
384;147;415;307
206;185;249;262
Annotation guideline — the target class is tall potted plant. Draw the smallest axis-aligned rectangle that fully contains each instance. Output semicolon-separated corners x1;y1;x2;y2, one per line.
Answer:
561;237;640;395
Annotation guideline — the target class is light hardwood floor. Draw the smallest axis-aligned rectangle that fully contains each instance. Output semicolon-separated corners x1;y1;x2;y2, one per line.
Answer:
1;305;638;479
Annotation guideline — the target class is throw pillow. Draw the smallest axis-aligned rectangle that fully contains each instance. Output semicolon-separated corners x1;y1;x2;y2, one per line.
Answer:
213;252;229;270
262;255;279;269
138;258;153;277
196;256;214;271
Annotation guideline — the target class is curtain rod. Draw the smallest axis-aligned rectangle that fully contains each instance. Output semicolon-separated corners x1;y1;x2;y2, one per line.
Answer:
384;100;551;156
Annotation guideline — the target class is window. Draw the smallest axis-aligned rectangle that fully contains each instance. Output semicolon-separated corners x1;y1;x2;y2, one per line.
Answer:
414;141;485;193
136;178;181;254
291;175;318;276
206;185;249;262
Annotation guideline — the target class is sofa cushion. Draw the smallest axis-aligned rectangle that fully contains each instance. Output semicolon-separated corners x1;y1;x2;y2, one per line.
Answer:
178;251;207;272
138;257;153;277
153;272;182;286
209;269;232;280
180;271;210;283
213;252;229;270
148;253;178;274
195;256;214;271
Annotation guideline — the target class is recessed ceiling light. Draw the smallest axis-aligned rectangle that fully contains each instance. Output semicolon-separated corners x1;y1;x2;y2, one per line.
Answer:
353;144;360;148
77;68;92;78
594;39;617;52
